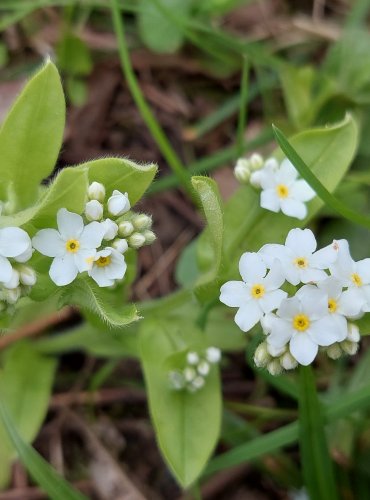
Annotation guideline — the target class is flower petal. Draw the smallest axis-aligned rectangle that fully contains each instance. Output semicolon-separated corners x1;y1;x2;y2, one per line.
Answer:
90;267;114;287
285;228;317;255
263;261;286;290
299;267;328;284
267;318;293;347
299;287;328;319
309;315;345;345
0;256;12;283
276;159;298;184
317;277;343;299
0;227;31;258
105;249;127;280
234;301;262;332
239;252;267;284
49;254;78;286
259;289;287;314
80;221;105;249
290;179;316;202
310;244;338;269
277;296;301;320
32;229;65;257
74;248;97;273
259;244;290;268
260;189;280;213
57;208;84;240
280;198;307;220
356;258;370;284
339;288;366;316
290;332;318;365
220;281;250;307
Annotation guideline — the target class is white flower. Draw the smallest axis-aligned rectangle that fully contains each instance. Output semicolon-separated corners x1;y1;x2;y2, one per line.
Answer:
32;208;105;286
267;287;341;366
89;247;127;287
220;252;287;333
259;159;315;219
260;228;337;286
101;218;118;240
88;181;105;202
206;347;221;364
187;352;199;365
85;200;103;221
197;361;210;376
330;239;370;312
107;190;130;216
0;227;32;284
250;158;278;188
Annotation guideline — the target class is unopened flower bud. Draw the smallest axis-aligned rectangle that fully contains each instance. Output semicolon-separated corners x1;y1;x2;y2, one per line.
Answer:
4;287;21;304
107;190;130;216
184;367;196;382
88;182;105;202
132;213;152;231
341;340;359;356
191;376;205;390
250;170;263;188
19;265;37;286
143;230;156;245
206;347;221;364
85;200;103;221
3;269;20;289
112;238;128;254
14;244;33;263
280;352;298;370
169;371;185;390
118;221;134;237
264;157;279;171
234;159;250;184
101;219;118;240
347;323;360;342
267;359;283;376
128;232;146;249
187;352;199;365
254;342;270;368
326;343;342;360
197;360;210;376
249;153;264;171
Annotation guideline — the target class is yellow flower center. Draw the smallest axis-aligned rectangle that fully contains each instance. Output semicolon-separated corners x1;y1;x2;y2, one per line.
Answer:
66;239;80;253
276;184;289;198
351;273;363;287
251;284;265;299
328;298;337;313
294;257;308;269
96;255;111;268
293;314;310;332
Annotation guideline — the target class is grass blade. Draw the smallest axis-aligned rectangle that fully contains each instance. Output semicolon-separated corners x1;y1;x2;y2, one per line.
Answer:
0;400;87;500
236;57;249;157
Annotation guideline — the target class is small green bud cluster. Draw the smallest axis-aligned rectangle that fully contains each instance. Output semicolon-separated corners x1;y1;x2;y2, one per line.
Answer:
234;153;264;184
254;341;298;376
0;261;37;313
169;347;221;393
118;212;156;250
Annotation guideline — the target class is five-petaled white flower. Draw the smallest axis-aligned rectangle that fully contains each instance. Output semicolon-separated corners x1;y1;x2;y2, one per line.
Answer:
89;247;127;287
32;208;105;286
260;228;337;286
220;252;287;332
259;159;315;220
267;287;341;366
330;239;370;312
0;227;32;284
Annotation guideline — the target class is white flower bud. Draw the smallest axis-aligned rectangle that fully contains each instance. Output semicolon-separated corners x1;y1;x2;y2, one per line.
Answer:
234;159;250;184
107;190;130;216
118;221;134;237
267;359;283;376
128;232;146;249
205;347;221;364
264;157;279;171
169;371;185;390
88;182;105;202
187;352;199;365
184;367;196;382
112;238;128;254
132;214;152;231
19;265;37;286
85;200;103;221
341;340;359;356
4;287;21;304
267;343;286;357
254;343;270;368
101;219;118;240
143;230;156;245
326;343;342;360
280;352;298;370
191;376;205;390
14;244;33;263
197;360;210;376
347;323;360;342
249;153;264;171
249;170;263;188
3;269;20;289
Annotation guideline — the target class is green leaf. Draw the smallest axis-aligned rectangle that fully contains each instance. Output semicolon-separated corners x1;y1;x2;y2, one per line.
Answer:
138;0;191;53
0;342;56;487
0;61;65;208
298;365;338;500
57;33;92;77
59;276;139;331
86;157;157;206
192;176;223;301
140;318;222;487
0;399;87;500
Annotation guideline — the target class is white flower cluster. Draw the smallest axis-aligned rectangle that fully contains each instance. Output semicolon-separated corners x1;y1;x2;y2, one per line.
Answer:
169;347;221;393
220;228;369;370
0;227;36;309
32;182;155;287
234;153;316;220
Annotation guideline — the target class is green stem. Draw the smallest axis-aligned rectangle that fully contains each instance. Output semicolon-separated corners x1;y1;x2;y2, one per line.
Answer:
110;0;194;200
